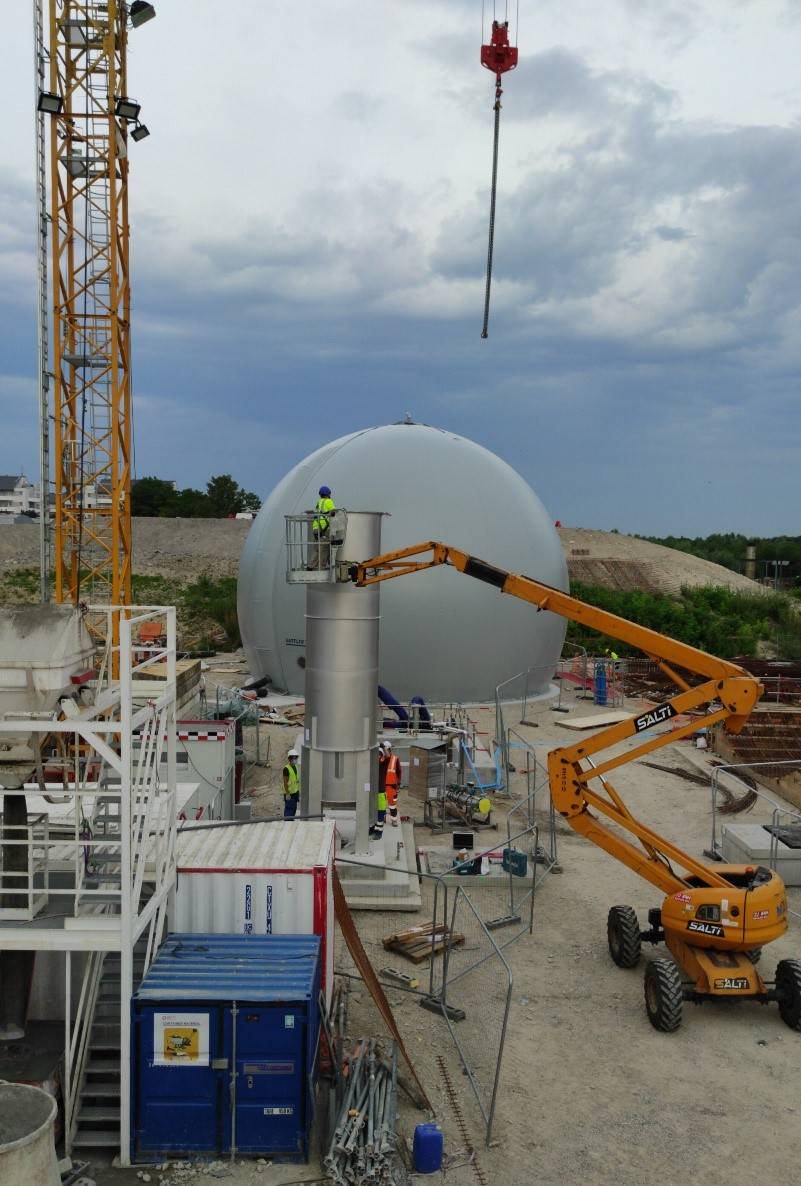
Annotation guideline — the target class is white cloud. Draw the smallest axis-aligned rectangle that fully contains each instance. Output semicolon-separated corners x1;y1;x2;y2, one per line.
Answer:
1;2;801;533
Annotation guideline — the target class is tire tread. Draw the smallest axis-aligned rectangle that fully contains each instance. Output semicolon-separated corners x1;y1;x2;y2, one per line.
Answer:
644;957;683;1033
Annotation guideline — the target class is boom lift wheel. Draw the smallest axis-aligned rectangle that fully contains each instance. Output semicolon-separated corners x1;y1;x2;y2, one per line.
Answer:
775;959;801;1031
644;958;683;1033
607;905;642;969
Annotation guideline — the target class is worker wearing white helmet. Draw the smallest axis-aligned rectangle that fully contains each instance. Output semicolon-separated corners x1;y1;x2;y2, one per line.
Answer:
371;741;389;839
283;748;300;819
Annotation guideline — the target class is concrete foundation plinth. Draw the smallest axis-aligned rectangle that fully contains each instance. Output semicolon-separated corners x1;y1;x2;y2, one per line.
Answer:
336;820;421;910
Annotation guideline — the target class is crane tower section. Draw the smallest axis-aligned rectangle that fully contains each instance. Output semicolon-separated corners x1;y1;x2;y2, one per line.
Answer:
47;0;133;606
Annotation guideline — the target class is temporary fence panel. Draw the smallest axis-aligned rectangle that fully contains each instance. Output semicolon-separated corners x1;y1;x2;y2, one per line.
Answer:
173;820;336;1002
439;885;513;1146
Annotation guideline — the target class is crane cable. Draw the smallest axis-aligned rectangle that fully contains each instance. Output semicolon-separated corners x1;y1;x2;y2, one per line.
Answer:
479;18;518;339
481;76;503;339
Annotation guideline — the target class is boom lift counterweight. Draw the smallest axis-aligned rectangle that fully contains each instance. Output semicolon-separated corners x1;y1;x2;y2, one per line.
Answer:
350;540;801;1032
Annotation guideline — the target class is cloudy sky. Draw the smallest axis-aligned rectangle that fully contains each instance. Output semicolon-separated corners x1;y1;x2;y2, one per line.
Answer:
3;1;801;535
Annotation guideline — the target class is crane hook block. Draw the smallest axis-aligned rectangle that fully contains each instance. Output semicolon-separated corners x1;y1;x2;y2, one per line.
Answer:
480;20;518;77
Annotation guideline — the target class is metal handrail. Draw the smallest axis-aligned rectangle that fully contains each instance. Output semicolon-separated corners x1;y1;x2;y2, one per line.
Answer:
495;659;570;789
66;946;107;1154
708;759;801;858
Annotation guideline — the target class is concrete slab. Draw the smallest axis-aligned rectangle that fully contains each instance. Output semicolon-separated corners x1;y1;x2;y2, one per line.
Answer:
335;820;421;911
721;822;801;886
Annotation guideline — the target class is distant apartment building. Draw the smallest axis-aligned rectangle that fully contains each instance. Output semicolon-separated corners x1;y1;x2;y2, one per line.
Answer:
0;475;113;523
0;474;40;519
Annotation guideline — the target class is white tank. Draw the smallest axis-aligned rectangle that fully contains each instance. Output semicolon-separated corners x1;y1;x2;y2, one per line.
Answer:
237;422;568;703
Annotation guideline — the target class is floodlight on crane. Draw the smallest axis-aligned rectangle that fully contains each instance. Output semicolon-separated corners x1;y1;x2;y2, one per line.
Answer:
129;1;156;27
115;96;141;121
37;91;63;114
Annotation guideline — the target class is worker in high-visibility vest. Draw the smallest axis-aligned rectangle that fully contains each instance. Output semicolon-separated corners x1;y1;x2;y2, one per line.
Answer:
283;748;300;819
309;485;336;569
384;741;401;828
371;741;389;839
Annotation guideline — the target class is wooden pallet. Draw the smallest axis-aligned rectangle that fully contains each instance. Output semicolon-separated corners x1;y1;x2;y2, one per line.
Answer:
382;921;465;964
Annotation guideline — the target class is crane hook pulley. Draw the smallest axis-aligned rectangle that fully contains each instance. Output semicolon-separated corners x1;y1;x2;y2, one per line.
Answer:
480;19;518;339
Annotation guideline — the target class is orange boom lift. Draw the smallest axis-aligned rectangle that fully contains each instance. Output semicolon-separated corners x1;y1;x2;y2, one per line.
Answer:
350;541;801;1032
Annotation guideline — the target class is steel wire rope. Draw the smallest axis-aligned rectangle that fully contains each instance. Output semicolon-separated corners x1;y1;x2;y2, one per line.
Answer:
480;88;502;338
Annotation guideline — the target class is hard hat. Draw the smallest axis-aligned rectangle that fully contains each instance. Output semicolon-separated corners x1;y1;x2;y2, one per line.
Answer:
318;485;331;497
383;741;392;750
287;748;299;758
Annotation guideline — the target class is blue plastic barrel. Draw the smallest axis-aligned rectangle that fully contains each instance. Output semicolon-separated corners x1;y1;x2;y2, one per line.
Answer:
594;660;608;706
413;1123;444;1173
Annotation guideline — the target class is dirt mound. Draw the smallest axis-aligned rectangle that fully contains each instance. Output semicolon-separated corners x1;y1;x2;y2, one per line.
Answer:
558;527;761;596
0;518;250;580
0;519;762;597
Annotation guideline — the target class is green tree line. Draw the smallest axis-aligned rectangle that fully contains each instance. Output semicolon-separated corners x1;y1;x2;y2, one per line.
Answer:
566;582;801;660
132;474;261;518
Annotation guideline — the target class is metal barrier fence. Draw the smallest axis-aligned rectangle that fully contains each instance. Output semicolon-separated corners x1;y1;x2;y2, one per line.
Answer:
439;886;513;1146
333;861;451;1002
333;773;556;1145
759;676;801;708
706;759;801;922
495;661;568;792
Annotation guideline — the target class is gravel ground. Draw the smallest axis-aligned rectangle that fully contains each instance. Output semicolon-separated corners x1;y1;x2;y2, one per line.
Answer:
89;667;799;1186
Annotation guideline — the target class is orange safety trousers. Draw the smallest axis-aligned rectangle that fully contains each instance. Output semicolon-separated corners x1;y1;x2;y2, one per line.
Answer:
386;755;401;810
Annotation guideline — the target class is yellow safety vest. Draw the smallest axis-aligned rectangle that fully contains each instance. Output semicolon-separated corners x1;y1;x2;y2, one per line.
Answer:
377;790;387;812
283;763;299;798
313;497;335;533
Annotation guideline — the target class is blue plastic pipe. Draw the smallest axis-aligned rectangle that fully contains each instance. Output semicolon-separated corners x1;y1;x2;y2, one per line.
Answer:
378;684;409;730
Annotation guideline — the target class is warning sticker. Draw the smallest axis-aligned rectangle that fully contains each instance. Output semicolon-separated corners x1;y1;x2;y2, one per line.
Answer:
153;1012;210;1067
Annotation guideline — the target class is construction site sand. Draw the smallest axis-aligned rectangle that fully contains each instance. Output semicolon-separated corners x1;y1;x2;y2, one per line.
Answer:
93;668;800;1186
0;520;764;596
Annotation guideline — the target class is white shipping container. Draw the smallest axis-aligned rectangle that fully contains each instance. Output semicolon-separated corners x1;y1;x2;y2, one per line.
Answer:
173;820;336;1003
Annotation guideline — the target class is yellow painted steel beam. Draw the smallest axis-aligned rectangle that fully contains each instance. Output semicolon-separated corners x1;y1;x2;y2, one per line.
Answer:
48;1;132;613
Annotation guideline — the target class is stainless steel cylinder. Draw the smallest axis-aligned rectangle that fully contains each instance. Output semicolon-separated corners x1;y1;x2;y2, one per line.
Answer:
301;512;383;850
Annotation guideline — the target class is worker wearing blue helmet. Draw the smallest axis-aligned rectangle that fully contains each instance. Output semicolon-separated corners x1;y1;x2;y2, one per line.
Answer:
309;485;336;569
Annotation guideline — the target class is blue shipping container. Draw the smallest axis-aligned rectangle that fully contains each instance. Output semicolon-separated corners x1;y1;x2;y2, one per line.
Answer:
131;933;321;1162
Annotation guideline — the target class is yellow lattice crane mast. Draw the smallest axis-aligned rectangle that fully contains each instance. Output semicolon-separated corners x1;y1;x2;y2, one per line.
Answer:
40;1;153;607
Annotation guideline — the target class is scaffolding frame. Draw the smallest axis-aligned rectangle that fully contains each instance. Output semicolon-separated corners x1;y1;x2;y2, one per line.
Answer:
0;605;177;1164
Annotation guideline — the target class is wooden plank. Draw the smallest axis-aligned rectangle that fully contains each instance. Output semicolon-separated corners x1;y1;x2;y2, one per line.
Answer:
556;711;630;730
382;929;465;964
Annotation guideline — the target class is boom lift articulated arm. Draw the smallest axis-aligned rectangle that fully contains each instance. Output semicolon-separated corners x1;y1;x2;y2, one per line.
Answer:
350;541;762;897
351;542;801;1033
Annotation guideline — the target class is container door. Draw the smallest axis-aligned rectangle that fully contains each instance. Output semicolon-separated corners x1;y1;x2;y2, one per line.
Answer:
230;1005;306;1156
133;1004;226;1158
